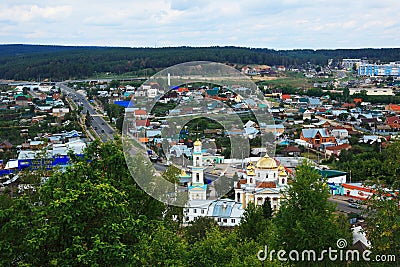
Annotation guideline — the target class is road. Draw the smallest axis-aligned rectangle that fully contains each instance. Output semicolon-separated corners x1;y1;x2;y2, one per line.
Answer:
58;83;115;142
329;197;364;215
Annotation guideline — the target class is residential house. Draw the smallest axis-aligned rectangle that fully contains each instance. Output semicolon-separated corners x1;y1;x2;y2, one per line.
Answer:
281;146;301;157
277;65;286;71
244;127;259;139
325;143;351;157
281;94;292;103
359;116;377;129
134;109;147;118
52;108;70;118
35;106;53;113
45;96;54;105
52;100;64;107
32;115;47;123
342;103;356;109
135;119;150;128
146;130;162;138
308;98;321;108
385;116;400;131
303;110;313;121
297;97;309;107
244;120;257;128
376;125;391;133
313;120;331;128
265;124;285;137
331;129;349;140
0;141;13;151
300;128;336;148
170;144;192;158
14;94;32;107
38;93;47;101
29;140;44;150
385;104;400;114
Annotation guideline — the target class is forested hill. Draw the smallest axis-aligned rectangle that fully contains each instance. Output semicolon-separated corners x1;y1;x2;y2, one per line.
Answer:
1;44;400;80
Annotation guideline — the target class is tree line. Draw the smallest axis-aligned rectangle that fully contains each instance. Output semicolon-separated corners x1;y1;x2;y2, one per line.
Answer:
1;45;400;81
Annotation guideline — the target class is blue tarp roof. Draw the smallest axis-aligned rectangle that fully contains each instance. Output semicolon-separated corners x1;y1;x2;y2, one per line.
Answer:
206;88;219;96
114;101;134;108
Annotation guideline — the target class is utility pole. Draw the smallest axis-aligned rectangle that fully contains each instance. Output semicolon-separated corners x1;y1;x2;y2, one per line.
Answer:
349;170;352;184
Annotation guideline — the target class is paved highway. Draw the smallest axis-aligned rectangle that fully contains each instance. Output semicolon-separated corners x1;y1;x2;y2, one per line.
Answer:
329;197;364;215
58;83;115;142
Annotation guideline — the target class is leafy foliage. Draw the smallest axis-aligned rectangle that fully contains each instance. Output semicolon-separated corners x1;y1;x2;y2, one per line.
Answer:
274;162;352;266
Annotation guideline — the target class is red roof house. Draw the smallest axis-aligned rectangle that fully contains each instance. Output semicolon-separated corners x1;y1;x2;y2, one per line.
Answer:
386;104;400;113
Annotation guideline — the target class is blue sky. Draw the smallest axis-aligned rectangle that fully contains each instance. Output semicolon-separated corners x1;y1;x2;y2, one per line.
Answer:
0;0;399;49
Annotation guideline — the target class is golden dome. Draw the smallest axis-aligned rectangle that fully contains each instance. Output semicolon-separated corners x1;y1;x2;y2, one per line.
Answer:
278;165;285;171
279;170;287;177
247;170;256;176
247;162;254;170
193;139;202;146
246;162;255;176
180;169;189;177
256;154;277;169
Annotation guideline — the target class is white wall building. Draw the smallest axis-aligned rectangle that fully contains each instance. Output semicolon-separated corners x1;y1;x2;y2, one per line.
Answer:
234;155;288;211
349;88;394;96
183;140;245;226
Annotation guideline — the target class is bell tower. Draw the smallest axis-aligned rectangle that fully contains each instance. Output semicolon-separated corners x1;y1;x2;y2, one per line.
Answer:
188;139;207;200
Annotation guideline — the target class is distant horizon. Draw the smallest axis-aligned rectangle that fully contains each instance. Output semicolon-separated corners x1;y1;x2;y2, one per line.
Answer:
1;43;400;51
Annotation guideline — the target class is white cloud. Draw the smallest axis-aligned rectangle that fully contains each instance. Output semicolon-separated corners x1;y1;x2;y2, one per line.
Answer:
0;0;399;49
0;4;72;22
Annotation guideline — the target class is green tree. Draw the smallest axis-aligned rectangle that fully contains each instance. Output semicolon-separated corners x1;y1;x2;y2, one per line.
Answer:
136;222;188;266
0;195;35;266
239;202;267;241
185;216;218;244
274;162;351;266
109;80;120;89
364;187;400;265
343;87;350;102
188;227;272;267
262;197;273;220
338;112;349;121
0;140;166;266
85;110;91;127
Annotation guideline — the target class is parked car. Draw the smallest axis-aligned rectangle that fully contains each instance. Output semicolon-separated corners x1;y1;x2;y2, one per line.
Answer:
347;198;355;203
348;203;361;209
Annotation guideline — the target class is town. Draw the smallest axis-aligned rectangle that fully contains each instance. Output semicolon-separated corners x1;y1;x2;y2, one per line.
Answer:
1;56;399;265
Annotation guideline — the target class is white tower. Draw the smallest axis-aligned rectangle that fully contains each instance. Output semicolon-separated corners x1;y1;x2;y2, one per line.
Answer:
188;139;207;200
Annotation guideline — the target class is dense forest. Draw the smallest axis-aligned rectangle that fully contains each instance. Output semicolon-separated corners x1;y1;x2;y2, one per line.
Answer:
1;45;400;81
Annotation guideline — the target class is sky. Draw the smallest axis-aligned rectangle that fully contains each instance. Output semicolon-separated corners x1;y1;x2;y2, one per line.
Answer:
0;0;399;50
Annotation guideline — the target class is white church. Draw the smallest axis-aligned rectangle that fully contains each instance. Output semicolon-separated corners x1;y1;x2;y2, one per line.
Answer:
234;155;289;211
182;139;289;227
